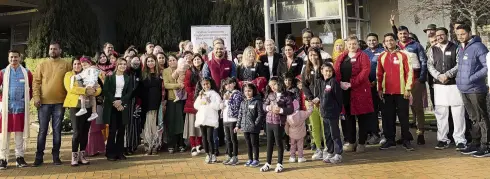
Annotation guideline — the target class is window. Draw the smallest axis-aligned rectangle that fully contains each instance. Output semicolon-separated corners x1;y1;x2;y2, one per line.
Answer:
309;0;340;18
359;0;366;19
277;0;306;20
346;0;356;18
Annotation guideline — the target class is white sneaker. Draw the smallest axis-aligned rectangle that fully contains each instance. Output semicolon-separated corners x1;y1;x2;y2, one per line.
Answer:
311;149;323;160
210;154;217;163
76;108;87;116
260;163;271;172
380;137;387;145
322;148;329;159
329;154;342;164
191;147;198;156
288;157;296;163
274;163;284;173
297;157;307;163
205;154;210;164
322;153;334;163
343;143;356;152
197;145;205;154
87;113;98;121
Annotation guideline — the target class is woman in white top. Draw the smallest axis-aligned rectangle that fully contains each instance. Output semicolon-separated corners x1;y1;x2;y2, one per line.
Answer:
102;58;135;161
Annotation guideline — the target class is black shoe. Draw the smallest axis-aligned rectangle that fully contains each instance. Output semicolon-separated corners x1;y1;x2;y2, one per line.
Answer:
417;135;425;145
117;155;127;160
179;146;186;153
403;141;415;151
32;158;43;167
53;157;62;165
379;141;396;150
455;143;467;151
461;145;479;155
16;157;28;168
215;149;220;156
0;159;7;170
285;144;291;152
435;141;449;150
395;139;403;145
472;147;490;158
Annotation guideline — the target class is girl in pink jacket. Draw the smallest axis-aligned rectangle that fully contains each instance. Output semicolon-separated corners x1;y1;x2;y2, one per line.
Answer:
285;100;313;163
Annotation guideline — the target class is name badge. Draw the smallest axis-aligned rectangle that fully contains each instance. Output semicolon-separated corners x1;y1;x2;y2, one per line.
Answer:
393;60;400;64
463;56;468;60
248;105;254;109
292;63;297;66
374;53;381;56
224;67;230;70
264;62;269;66
251;68;256;72
445;51;452;56
351;58;357;62
310;71;315;75
325;85;332;92
19;79;25;83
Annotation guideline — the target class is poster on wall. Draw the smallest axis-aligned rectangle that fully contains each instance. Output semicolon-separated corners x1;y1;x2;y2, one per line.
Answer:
191;25;232;54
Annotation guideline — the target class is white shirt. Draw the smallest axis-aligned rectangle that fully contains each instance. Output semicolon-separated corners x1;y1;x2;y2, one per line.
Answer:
268;55;274;78
115;75;125;98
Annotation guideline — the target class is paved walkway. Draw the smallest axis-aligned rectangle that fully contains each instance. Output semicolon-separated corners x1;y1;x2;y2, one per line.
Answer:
1;126;490;179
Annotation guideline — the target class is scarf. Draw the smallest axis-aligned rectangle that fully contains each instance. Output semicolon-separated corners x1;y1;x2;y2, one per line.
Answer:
1;65;30;162
332;39;345;61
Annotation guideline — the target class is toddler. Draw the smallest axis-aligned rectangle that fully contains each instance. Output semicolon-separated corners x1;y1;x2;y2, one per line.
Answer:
73;57;99;121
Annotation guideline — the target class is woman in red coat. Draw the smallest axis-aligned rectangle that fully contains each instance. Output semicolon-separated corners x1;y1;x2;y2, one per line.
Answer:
183;54;205;156
334;35;374;153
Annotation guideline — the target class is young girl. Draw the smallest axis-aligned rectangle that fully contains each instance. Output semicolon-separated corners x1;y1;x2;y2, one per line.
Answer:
285;101;313;163
317;62;343;164
260;77;294;173
235;84;263;167
194;78;222;164
284;73;300;151
220;77;243;165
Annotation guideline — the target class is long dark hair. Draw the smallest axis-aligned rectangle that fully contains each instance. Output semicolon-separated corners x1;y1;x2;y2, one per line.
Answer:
283;72;298;89
304;47;322;81
242;83;258;98
141;54;160;80
194;77;218;100
190;53;204;86
265;76;287;95
220;77;240;96
95;51;109;65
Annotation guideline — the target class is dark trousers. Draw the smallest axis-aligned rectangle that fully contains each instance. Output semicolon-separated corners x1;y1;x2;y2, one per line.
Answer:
224;122;238;157
244;132;259;161
106;107;126;158
462;93;490;145
70;108;91;152
266;123;284;164
382;94;413;142
341;89;372;144
370;86;381;136
200;126;215;154
323;117;343;155
168;133;184;149
36;104;64;159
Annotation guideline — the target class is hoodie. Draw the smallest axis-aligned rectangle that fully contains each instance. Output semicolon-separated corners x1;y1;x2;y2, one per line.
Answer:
456;35;489;94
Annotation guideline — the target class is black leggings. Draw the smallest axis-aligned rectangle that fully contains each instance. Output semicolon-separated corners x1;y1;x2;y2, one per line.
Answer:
200;126;215;154
244;132;259;161
266;123;284;164
224;122;238;157
70;108;91;152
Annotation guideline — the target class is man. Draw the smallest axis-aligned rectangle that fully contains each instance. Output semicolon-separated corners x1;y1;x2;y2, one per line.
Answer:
455;24;490;157
281;34;298;55
258;39;283;81
140;42;155;65
32;41;72;166
303;37;332;62
423;24;437;50
397;26;428;145
255;37;266;57
377;33;414;151
103;42;114;57
202;41;237;155
205;38;233;62
0;50;33;169
363;33;384;145
297;29;314;61
427;27;467;151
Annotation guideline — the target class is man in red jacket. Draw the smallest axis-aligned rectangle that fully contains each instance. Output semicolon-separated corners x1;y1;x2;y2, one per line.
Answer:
377;33;415;151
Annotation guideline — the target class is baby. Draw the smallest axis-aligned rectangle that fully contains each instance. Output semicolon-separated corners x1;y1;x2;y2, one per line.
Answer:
172;53;191;102
73;57;99;121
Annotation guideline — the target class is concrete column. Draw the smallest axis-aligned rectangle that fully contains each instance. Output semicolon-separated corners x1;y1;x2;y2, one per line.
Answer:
264;0;271;39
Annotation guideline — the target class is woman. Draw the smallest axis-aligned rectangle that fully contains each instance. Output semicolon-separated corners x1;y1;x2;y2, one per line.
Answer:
332;39;345;61
183;54;205;156
103;58;135;161
301;47;326;160
86;52;113;156
236;46;267;94
334;35;374;153
163;55;186;153
64;57;102;166
155;52;168;150
139;54;163;155
277;44;303;78
109;51;119;65
156;52;168;70
125;56;143;155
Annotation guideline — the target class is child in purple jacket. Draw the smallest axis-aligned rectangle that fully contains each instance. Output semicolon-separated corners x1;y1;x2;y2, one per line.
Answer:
220;77;243;165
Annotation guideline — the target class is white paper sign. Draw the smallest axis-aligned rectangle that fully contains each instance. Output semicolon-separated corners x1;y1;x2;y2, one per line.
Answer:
191;25;232;53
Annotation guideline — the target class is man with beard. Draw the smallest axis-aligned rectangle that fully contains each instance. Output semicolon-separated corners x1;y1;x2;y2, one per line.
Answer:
32;41;72;166
141;42;155;66
103;43;114;57
296;29;314;61
255;37;266;57
202;41;237;155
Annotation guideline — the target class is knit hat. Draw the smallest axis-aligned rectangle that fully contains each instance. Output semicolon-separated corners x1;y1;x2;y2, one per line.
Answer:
80;56;92;64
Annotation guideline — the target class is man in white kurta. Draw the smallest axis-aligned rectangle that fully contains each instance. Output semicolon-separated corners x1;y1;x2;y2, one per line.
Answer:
427;27;466;150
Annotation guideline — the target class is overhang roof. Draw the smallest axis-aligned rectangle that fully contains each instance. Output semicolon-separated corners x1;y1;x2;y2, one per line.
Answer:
0;0;39;8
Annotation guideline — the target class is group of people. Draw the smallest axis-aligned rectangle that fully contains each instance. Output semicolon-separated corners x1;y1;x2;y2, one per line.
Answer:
0;18;489;173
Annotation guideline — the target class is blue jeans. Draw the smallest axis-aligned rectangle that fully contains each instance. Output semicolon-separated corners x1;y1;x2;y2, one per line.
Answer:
36;104;65;159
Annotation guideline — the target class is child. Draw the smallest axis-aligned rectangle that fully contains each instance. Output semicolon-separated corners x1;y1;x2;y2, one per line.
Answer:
220;78;243;165
235;84;263;167
72;56;99;121
260;77;294;173
284;73;300;152
285;101;313;163
172;52;192;102
194;78;222;164
317;62;343;164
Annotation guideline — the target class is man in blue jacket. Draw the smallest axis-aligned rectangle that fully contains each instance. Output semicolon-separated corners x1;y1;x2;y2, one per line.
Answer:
363;33;384;145
397;26;428;145
455;24;490;157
